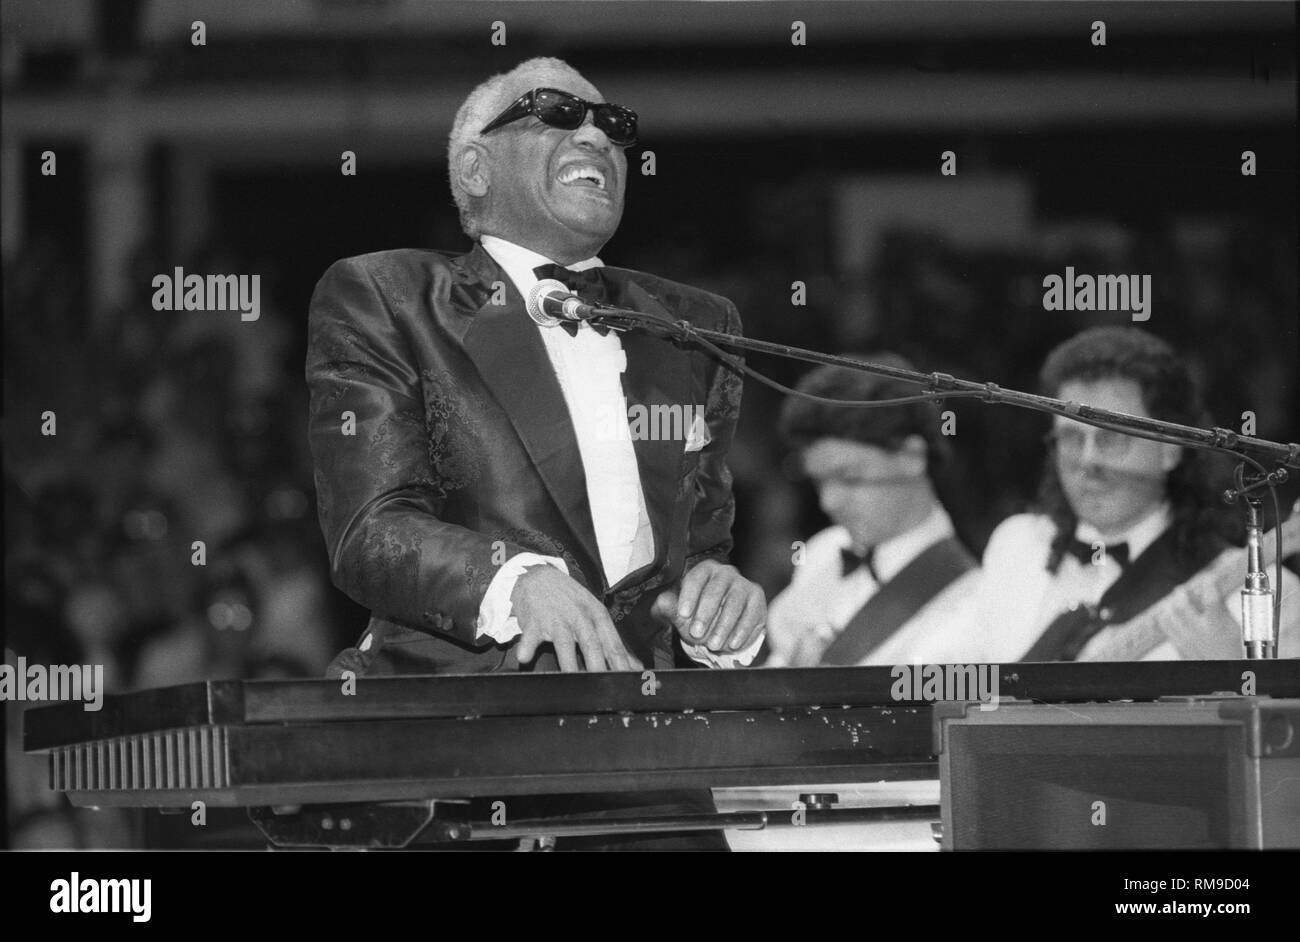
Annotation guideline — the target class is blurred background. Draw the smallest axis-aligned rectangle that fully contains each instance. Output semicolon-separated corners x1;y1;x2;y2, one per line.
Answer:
2;0;1296;847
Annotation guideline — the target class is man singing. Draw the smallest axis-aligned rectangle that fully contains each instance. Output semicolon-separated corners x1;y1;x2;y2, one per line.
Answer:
306;58;765;848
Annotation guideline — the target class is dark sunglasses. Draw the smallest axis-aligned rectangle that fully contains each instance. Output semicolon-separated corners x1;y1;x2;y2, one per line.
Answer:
479;87;638;147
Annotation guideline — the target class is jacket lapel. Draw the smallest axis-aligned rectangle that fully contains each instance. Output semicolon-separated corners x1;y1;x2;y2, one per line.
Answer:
450;245;603;580
610;275;695;586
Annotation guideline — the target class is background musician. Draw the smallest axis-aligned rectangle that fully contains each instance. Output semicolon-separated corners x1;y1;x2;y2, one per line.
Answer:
973;326;1299;660
765;354;982;666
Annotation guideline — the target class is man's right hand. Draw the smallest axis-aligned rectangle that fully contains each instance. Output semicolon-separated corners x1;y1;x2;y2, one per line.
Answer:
510;566;643;672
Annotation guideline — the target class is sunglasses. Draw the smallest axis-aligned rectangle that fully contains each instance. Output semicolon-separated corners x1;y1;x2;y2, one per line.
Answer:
479;87;638;147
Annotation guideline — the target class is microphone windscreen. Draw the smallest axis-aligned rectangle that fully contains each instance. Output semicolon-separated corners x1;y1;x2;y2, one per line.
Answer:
526;279;570;327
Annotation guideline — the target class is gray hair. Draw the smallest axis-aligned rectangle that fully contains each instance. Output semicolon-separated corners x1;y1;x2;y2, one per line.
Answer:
447;57;582;241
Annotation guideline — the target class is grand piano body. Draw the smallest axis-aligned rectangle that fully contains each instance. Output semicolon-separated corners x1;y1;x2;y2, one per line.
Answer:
22;661;1300;849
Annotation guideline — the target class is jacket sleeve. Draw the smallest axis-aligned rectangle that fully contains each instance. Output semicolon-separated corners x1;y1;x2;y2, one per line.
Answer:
305;257;523;644
683;299;744;572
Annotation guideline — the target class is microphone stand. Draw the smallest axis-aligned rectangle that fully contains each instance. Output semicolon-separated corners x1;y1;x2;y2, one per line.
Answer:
589;305;1298;659
1223;467;1284;659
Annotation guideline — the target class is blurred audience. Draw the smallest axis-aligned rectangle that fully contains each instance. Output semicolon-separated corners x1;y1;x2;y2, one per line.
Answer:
3;237;343;848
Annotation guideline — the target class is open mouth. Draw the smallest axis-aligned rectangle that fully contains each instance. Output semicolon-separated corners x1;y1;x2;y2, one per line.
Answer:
557;164;608;190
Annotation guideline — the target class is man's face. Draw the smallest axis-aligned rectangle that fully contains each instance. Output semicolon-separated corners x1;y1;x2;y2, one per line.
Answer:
1052;376;1181;536
803;438;928;551
478;66;627;262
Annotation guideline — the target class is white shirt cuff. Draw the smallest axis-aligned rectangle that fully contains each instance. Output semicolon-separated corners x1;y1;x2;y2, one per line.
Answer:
681;627;766;669
476;553;569;644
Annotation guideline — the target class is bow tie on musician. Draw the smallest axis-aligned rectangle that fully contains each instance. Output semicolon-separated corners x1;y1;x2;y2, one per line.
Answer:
1060;537;1130;571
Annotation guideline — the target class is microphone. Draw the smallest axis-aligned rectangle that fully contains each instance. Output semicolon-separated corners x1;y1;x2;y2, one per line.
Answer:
526;279;604;327
1240;499;1277;658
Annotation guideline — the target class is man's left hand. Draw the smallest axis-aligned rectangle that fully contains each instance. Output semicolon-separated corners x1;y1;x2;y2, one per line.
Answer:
652;560;766;653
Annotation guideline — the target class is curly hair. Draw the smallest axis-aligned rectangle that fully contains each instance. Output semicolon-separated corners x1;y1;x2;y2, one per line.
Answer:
778;352;951;482
1036;326;1236;570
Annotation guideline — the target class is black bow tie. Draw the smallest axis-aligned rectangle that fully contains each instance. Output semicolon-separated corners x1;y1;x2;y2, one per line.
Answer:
841;547;881;582
1064;536;1131;570
532;263;612;336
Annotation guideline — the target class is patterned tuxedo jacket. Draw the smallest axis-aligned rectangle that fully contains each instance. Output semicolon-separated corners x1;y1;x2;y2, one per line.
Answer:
306;244;744;674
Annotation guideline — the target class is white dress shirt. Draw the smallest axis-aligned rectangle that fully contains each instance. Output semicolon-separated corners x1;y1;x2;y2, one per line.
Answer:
767;505;982;666
973;503;1174;660
472;236;757;668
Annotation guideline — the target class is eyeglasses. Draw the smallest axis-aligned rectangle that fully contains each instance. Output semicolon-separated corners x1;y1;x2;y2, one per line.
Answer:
479;87;638;147
1045;426;1135;461
813;472;923;488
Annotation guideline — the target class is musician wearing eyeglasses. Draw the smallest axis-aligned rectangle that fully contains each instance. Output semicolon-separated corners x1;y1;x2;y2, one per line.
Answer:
973;326;1299;660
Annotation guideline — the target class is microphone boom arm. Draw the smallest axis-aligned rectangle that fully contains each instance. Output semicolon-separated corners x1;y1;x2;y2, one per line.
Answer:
589;306;1300;471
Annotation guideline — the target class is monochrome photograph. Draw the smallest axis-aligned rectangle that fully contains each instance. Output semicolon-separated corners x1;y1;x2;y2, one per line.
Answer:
2;0;1297;902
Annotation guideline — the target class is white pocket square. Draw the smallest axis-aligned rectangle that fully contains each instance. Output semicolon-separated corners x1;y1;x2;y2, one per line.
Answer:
684;412;712;453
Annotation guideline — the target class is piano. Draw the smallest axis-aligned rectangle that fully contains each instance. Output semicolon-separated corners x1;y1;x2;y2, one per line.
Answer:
22;661;1300;849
